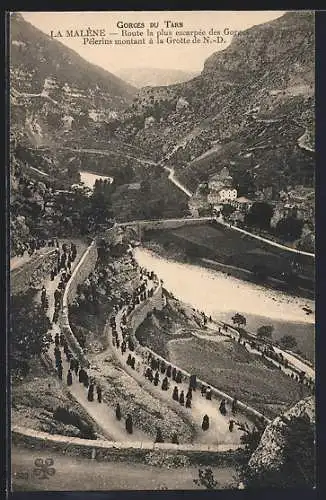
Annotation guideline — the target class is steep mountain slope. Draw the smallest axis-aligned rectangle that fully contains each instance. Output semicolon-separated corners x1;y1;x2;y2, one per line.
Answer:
115;12;314;193
10;13;136;147
116;67;199;88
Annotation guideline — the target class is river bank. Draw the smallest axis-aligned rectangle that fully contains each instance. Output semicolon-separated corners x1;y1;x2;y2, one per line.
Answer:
134;246;315;364
142;225;314;295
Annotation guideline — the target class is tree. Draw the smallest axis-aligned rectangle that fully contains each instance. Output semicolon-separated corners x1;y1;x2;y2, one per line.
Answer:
232;313;247;329
11;290;52;377
236;420;267;456
221;204;235;218
155;427;164;443
245;202;274;230
193;468;220;490
279;335;297;350
233;170;256;197
276;216;304;242
257;325;274;340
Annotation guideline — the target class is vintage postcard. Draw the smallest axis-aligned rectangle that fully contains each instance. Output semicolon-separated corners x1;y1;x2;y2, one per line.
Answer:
9;10;315;491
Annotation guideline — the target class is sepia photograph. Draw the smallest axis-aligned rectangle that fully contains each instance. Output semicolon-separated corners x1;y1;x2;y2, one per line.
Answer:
9;10;315;491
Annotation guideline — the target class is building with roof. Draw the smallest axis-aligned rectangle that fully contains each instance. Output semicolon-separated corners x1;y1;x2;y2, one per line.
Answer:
207;167;237;205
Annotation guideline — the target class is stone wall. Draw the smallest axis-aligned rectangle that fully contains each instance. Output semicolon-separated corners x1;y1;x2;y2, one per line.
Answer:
128;285;165;334
60;241;98;368
12;426;244;465
118;217;212;232
11;249;57;296
126;286;270;426
65;241;98;305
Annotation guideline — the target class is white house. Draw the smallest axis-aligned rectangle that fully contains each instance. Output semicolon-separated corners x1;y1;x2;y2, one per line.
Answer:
207;167;237;205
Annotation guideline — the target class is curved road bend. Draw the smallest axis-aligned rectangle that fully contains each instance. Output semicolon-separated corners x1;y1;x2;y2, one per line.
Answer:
110;287;250;446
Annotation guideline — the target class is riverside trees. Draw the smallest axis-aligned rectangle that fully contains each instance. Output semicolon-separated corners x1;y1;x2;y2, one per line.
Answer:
257;325;274;340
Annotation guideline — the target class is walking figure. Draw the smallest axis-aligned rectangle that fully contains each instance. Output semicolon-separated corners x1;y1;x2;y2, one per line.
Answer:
74;360;79;376
186;388;192;400
202;414;209;431
229;420;234;432
88;383;94;402
83;371;89;388
125;414;133;434
219;399;227;416
154;371;160;386
78;368;85;384
172;386;179;401
161;377;169;391
179;390;185;406
189;374;197;391
97;385;102;403
232;398;238;415
67;369;73;386
116;403;121;420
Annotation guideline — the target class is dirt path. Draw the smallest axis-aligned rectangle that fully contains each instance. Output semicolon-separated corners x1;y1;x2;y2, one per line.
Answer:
11;445;238;491
110;290;250;446
39;242;148;443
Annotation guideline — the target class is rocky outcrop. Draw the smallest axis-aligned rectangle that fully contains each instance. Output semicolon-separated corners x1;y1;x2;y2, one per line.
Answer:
247;396;315;487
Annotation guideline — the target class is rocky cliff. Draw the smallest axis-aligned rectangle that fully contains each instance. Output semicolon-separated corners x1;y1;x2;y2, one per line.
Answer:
115;12;314;194
10;13;136;148
246;395;315;487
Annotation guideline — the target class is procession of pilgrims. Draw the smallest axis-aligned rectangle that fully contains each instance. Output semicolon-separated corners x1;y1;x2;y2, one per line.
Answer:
40;241;242;441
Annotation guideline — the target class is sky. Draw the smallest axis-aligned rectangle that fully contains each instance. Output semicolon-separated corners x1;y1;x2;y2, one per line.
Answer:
21;11;285;73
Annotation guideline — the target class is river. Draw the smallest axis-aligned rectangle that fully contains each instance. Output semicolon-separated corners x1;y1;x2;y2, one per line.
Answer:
79;170;113;190
134;247;315;363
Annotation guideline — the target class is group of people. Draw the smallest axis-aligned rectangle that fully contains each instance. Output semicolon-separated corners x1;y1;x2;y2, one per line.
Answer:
46;250;249;444
53;329;104;403
51;242;77;281
108;267;242;439
200;397;238;433
114;402;179;443
13;237;59;258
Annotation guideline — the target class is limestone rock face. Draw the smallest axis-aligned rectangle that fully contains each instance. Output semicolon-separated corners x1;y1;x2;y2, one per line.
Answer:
247;396;315;487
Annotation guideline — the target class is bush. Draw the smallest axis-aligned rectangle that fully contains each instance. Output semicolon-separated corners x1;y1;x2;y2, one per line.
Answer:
279;335;297;350
53;406;97;440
